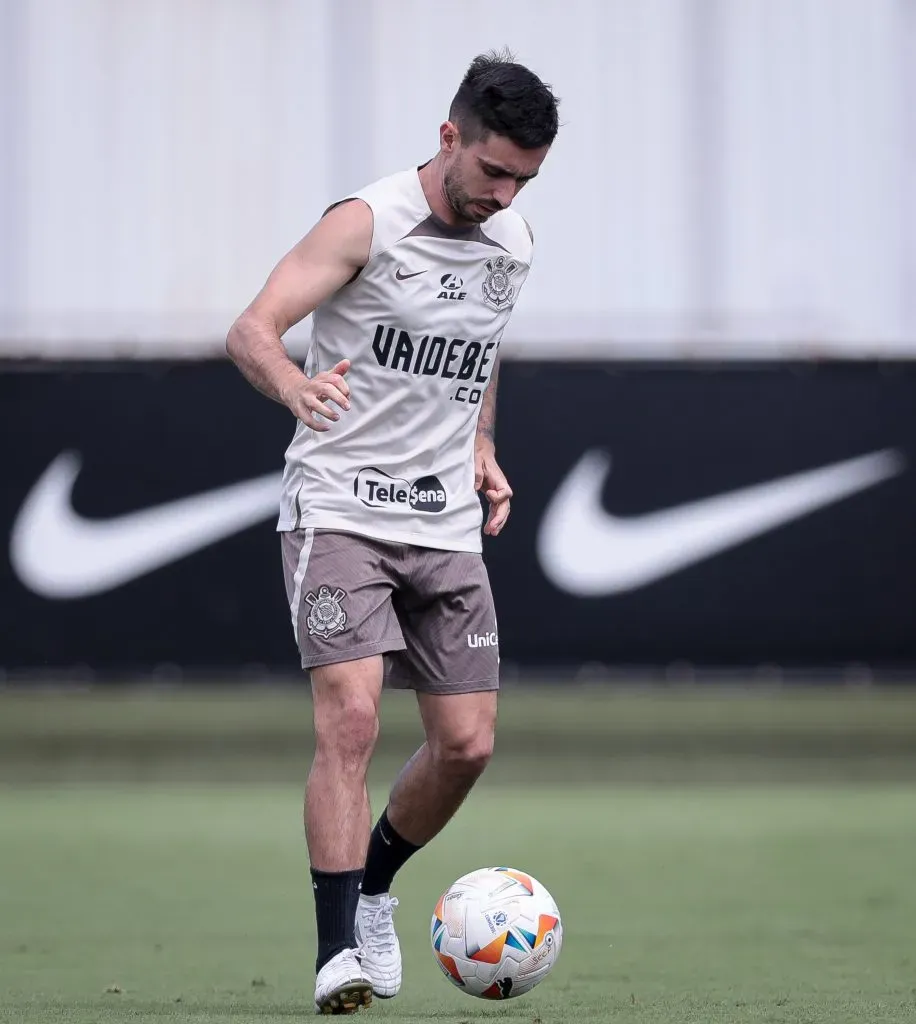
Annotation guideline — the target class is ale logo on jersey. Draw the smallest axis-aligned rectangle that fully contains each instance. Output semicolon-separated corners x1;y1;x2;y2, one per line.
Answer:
437;273;467;301
353;467;447;512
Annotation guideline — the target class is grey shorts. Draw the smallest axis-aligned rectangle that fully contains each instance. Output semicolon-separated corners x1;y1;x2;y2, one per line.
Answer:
280;529;500;694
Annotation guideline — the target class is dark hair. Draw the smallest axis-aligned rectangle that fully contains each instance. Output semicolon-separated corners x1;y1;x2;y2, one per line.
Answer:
449;48;560;150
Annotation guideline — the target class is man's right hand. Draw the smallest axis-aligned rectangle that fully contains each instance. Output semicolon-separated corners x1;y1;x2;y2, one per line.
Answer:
284;359;352;432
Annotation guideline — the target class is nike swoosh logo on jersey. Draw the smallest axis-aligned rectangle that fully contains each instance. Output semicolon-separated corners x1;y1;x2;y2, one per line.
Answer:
536;448;905;596
395;267;427;280
10;451;282;599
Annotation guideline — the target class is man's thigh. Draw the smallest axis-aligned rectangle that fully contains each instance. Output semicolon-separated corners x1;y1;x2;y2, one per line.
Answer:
280;529;406;668
385;548;500;695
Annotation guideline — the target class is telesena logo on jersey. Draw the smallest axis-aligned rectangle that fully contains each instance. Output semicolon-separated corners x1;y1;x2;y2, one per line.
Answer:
354;468;447;513
278;165;534;554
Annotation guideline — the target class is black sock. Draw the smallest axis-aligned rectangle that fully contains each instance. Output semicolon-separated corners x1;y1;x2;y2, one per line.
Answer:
361;808;422;897
311;867;363;972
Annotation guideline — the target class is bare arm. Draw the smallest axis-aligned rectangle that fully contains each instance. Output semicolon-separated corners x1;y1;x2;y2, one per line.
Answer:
475;355;500;448
473;356;513;536
225;199;372;430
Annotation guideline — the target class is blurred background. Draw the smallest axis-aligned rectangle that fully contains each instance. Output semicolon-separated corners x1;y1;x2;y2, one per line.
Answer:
1;4;915;1019
3;0;914;679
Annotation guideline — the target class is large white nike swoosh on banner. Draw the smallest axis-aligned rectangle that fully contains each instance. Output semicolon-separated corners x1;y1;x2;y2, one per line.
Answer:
10;452;282;599
537;449;905;597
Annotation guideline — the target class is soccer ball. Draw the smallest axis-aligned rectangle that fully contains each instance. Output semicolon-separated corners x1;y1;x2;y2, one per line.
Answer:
430;866;562;1000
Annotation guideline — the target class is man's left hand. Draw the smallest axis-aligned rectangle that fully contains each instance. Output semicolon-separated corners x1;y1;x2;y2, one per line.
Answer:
475;442;513;537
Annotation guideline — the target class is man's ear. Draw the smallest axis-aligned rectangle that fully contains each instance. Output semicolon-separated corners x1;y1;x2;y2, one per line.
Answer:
440;120;460;153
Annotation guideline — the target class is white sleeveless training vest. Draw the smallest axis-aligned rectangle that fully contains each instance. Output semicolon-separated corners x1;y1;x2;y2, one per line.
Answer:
277;165;534;553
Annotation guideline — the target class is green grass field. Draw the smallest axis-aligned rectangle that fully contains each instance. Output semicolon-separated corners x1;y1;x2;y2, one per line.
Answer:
2;686;916;1023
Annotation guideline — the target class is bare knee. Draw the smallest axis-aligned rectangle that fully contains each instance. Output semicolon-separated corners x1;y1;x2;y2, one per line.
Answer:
430;726;495;779
421;692;497;781
315;700;378;772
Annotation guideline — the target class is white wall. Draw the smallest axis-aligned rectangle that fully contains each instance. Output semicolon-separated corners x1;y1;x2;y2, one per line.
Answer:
1;0;912;359
2;0;333;355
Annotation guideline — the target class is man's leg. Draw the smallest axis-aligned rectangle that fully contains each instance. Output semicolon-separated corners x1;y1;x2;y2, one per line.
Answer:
307;654;383;973
361;690;496;895
280;528;407;1011
362;547;500;890
356;546;499;999
355;690;496;999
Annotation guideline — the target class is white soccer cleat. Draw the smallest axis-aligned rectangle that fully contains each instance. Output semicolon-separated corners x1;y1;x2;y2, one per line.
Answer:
355;893;402;998
313;947;372;1015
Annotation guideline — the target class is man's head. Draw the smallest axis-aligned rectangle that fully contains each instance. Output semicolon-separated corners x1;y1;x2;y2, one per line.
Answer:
439;50;560;224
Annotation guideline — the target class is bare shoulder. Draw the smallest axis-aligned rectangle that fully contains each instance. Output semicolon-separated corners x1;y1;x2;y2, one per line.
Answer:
303;197;373;266
240;199;373;335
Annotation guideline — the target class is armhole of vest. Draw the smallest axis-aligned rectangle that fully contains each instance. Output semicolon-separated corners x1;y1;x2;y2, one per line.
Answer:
321;197;372;286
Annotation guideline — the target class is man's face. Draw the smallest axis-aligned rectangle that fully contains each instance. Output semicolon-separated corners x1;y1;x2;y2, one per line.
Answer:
442;127;549;224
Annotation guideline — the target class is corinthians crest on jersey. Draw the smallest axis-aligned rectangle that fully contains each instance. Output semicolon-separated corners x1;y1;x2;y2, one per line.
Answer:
305;586;348;639
482;254;521;309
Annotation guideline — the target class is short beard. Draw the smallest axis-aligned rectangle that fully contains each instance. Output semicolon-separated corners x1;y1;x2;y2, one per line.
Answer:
442;167;488;224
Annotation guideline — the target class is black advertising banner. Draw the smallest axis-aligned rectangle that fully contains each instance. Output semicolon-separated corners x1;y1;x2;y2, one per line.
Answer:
489;361;915;670
1;361;298;675
1;360;914;676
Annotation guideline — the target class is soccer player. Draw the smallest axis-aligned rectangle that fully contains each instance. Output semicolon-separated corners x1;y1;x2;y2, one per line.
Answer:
226;49;560;1015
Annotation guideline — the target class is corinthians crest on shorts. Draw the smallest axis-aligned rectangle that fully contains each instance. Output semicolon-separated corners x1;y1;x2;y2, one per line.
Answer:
305;586;348;638
482;255;520;309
